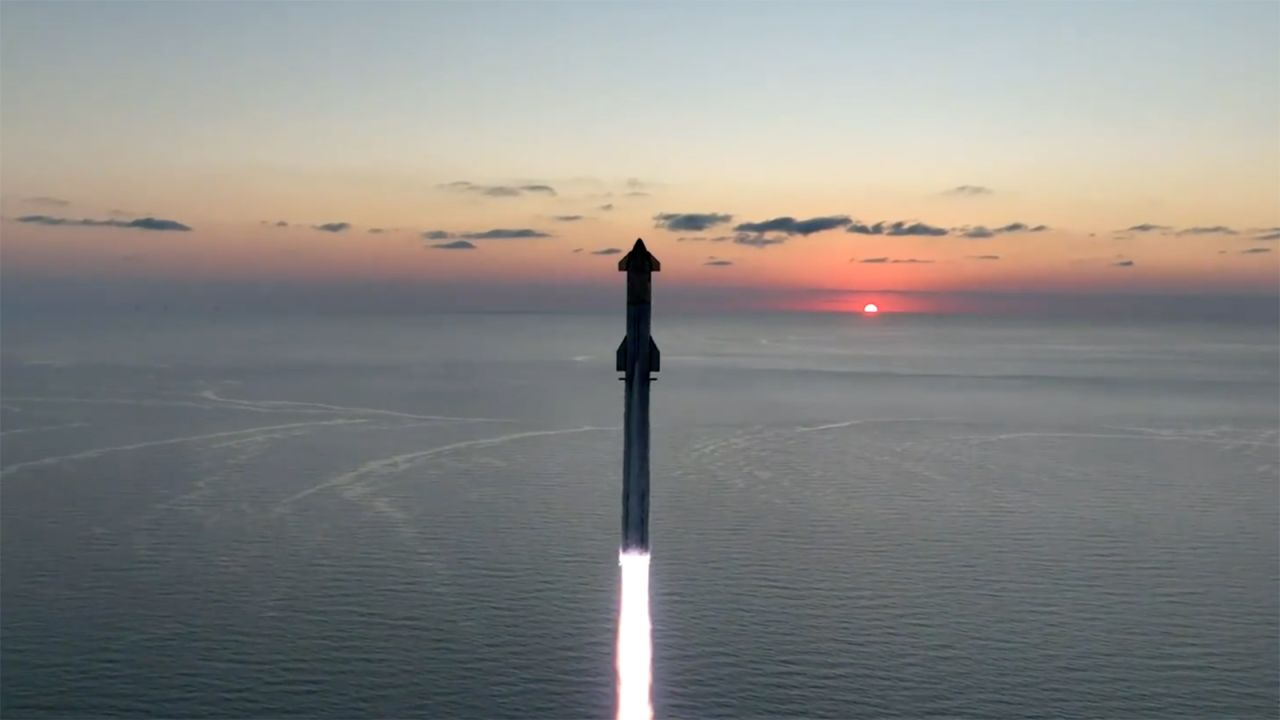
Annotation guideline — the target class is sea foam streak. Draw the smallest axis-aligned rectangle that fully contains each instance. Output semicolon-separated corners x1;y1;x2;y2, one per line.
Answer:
617;551;653;720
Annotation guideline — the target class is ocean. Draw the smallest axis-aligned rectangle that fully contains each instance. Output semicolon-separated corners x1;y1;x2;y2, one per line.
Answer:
2;310;1276;719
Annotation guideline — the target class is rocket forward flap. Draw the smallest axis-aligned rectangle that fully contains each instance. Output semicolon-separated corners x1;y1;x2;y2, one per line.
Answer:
615;337;661;373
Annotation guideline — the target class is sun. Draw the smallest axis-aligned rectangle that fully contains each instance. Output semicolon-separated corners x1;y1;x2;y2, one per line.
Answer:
863;303;879;314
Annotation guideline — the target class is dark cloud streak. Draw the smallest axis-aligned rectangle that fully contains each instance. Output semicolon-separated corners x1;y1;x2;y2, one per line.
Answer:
460;228;551;239
16;214;192;231
654;212;733;232
432;240;476;250
943;185;993;196
848;220;948;237
736;215;852;236
440;181;558;198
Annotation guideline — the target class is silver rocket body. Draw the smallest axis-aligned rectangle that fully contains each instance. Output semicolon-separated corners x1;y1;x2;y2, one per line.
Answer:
617;238;660;552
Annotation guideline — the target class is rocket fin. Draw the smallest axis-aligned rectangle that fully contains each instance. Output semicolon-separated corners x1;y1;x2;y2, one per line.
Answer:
649;337;660;373
617;338;627;372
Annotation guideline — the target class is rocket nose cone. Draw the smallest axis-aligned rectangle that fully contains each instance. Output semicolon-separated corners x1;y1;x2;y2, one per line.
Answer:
619;238;660;272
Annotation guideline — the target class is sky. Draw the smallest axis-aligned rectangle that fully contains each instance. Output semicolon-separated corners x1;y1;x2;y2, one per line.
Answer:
1;1;1277;315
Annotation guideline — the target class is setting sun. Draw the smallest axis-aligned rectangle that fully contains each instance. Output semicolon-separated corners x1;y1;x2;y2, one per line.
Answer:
863;303;879;314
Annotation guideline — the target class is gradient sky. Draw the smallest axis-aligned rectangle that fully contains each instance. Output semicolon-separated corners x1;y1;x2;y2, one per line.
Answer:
2;1;1277;313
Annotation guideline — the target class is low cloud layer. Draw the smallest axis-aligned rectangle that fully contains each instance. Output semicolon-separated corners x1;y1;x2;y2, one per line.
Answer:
968;254;1001;260
592;247;622;255
1112;259;1135;267
958;222;1049;238
1241;247;1272;254
16;214;192;231
553;215;584;222
313;222;351;233
677;235;732;243
654;212;733;232
736;215;851;236
462;228;551;239
1124;224;1172;233
1177;226;1237;235
848;220;948;237
733;234;786;248
440;181;557;198
704;259;733;266
943;185;993;196
422;228;550;240
431;240;477;250
855;257;934;264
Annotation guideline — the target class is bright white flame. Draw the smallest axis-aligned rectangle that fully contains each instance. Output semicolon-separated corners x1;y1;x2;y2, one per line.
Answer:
617;551;652;720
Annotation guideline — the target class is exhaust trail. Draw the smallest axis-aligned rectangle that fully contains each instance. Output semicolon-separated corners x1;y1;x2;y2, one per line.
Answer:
614;240;660;720
617;551;652;720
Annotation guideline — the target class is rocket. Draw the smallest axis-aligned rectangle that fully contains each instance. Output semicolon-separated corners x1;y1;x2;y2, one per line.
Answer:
617;238;660;552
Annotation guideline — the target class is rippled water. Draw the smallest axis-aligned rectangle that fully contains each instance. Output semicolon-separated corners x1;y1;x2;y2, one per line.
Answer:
2;311;1276;718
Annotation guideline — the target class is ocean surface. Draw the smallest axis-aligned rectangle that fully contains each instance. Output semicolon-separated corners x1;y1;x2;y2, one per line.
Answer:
2;310;1276;719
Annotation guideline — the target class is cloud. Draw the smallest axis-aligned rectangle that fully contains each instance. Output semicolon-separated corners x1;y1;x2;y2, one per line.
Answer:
25;196;70;207
677;235;732;243
15;214;192;231
736;215;852;236
1254;231;1280;241
368;228;386;234
572;248;583;253
1124;224;1172;233
432;240;476;250
598;204;615;212
422;230;452;240
848;220;949;236
313;222;350;233
853;257;934;264
943;185;993;196
275;220;289;227
704;259;733;266
460;228;551;239
624;191;651;198
653;212;734;232
968;255;1001;260
1112;259;1135;267
592;247;622;255
1241;247;1272;254
553;215;584;222
1177;226;1237;235
958;223;1048;238
995;222;1049;233
440;181;558;198
732;234;787;248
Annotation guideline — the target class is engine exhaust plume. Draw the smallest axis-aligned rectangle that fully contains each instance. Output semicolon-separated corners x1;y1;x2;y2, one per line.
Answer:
616;551;652;720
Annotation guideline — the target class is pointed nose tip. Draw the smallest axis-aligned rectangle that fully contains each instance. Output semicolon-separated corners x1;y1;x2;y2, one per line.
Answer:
632;238;647;251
